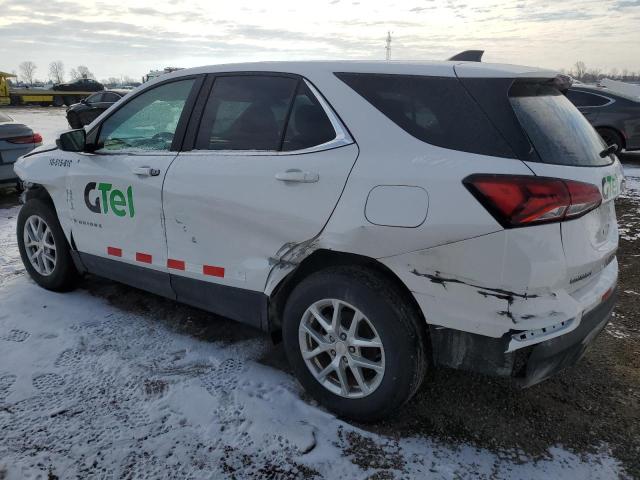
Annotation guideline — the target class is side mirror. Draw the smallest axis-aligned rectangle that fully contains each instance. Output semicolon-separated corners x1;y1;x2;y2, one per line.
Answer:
56;129;86;152
81;98;88;104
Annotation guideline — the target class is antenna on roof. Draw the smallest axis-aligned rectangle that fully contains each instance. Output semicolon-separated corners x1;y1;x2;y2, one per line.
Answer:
448;50;484;62
385;32;392;61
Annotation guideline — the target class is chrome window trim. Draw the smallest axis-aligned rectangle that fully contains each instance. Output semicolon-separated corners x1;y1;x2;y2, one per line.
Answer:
190;77;354;156
570;89;615;108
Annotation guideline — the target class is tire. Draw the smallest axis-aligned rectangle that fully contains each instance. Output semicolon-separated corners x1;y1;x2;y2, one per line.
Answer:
597;128;624;153
17;199;79;291
53;96;64;107
282;266;427;421
67;112;81;129
63;95;73;107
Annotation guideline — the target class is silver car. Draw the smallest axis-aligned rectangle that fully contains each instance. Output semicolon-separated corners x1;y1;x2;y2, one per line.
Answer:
0;112;42;187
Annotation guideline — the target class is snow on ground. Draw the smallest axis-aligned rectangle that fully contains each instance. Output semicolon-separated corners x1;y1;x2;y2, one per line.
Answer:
0;193;627;478
620;163;640;242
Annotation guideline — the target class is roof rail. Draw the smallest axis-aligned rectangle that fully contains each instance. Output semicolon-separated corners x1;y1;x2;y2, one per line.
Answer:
448;50;484;62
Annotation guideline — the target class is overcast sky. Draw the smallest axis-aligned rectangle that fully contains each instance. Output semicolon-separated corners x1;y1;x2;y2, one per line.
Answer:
1;0;639;82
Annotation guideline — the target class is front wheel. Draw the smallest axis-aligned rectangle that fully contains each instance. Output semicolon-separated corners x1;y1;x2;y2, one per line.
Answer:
17;199;79;291
282;266;427;421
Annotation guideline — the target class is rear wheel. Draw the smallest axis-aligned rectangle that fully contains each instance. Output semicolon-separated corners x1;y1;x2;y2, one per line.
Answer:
597;127;624;153
17;199;79;291
282;266;427;421
53;96;64;107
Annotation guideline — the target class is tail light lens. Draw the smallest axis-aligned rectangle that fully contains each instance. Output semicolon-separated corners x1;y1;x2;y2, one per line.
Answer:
464;174;602;228
6;133;42;144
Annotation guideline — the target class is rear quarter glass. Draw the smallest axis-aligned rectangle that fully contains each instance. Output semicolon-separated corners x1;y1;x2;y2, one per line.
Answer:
334;72;515;158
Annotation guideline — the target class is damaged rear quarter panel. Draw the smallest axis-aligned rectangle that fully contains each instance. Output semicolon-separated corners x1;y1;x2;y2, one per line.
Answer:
380;225;581;338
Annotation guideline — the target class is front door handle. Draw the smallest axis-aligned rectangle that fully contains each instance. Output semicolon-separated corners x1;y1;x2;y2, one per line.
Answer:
132;166;160;177
275;169;319;183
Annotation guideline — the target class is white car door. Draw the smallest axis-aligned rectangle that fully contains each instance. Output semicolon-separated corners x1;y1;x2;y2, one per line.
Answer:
66;77;200;297
162;74;357;327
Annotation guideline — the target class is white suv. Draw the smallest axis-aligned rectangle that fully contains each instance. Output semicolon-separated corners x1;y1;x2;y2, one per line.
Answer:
14;61;623;421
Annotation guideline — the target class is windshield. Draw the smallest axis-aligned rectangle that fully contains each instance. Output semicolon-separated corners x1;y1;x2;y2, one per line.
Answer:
510;82;612;167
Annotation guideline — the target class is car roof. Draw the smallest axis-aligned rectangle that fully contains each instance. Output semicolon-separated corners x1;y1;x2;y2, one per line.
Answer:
151;60;558;85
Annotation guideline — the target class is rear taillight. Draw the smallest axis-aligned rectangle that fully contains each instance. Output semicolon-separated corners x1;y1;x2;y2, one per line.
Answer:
464;174;602;228
6;133;42;144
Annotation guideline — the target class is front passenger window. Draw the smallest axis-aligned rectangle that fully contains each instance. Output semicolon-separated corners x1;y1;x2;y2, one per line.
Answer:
97;79;195;151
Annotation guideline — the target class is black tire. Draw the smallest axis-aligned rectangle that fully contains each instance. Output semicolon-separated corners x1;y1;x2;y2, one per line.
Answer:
282;266;427;422
17;199;79;291
67;112;81;129
63;95;73;107
597;127;624;153
53;96;64;107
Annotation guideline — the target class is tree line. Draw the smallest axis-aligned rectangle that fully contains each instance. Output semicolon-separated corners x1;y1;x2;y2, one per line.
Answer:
12;60;139;87
559;61;639;83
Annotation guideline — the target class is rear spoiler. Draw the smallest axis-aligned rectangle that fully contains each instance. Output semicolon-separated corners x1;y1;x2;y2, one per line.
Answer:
448;50;484;62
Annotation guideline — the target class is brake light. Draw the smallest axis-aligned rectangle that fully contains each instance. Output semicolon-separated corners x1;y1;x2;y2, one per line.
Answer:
464;174;602;227
6;133;42;144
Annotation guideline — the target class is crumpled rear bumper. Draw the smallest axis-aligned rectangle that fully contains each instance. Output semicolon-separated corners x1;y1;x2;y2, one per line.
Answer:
429;288;617;386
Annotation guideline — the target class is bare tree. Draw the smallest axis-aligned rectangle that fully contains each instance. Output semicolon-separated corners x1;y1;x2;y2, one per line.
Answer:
19;61;37;85
49;60;65;84
69;66;95;80
572;61;587;80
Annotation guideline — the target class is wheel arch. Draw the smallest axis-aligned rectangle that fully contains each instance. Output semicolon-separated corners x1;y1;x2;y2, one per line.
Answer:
268;248;429;342
596;126;626;150
23;183;55;207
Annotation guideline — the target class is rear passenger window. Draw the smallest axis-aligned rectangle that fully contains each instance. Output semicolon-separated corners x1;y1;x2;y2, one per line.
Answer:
282;82;336;151
565;89;610;107
335;72;513;158
196;76;298;151
103;93;121;102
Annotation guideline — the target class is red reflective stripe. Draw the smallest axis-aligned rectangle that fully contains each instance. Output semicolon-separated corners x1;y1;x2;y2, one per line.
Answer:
203;265;225;277
136;252;152;264
167;259;185;270
107;246;122;257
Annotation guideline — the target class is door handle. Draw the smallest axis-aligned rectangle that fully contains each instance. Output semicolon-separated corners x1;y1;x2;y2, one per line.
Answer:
132;166;161;177
275;169;319;183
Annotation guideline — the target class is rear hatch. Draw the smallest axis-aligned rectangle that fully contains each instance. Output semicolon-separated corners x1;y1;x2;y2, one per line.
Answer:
455;67;624;293
507;80;623;292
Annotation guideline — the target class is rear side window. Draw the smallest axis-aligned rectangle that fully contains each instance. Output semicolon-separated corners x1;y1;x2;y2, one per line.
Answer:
509;82;611;167
196;76;298;150
282;82;336;151
335;73;513;158
566;89;610;107
103;92;121;102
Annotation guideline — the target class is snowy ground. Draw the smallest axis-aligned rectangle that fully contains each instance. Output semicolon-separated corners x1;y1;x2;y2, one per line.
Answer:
0;107;637;479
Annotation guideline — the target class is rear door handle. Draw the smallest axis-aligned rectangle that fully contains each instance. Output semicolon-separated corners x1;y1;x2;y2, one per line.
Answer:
275;169;319;183
132;166;160;177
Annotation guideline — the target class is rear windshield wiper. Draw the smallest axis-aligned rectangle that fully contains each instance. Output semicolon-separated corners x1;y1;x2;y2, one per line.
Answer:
599;144;618;158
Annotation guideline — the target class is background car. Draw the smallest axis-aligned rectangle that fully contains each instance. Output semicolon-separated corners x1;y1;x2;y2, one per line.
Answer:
53;78;104;92
66;90;125;128
566;84;640;152
0;111;41;187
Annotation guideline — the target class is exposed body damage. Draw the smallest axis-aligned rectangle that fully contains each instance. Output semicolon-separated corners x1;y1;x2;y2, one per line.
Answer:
13;60;622;404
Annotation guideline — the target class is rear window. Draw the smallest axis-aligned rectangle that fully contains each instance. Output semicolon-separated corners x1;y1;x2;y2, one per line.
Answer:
509;82;611;167
335;73;513;158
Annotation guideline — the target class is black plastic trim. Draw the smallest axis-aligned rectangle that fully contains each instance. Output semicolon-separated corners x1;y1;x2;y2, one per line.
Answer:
170;274;268;330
